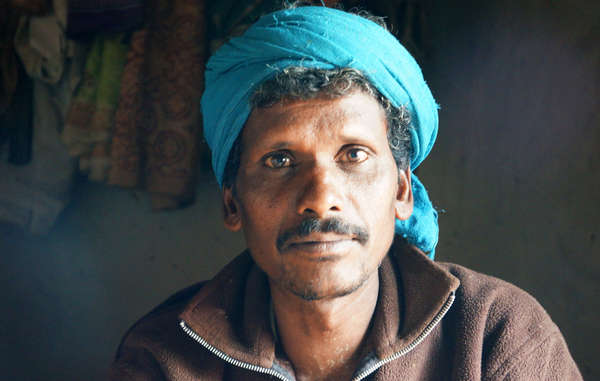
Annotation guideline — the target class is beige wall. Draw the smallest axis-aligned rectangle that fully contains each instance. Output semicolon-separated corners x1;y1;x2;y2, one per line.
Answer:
0;0;598;380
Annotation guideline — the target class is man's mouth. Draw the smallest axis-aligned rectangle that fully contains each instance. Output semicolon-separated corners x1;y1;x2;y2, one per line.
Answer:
283;233;358;253
276;217;369;253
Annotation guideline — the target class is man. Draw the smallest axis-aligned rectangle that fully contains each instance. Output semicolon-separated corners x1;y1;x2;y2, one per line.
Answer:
110;6;582;380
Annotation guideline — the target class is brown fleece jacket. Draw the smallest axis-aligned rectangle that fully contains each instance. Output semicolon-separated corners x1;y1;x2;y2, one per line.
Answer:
109;240;582;380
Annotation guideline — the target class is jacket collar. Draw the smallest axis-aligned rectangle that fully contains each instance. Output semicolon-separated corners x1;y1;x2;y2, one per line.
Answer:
179;239;460;369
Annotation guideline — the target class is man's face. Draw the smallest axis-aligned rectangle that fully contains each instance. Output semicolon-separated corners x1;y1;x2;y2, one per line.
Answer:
223;91;413;300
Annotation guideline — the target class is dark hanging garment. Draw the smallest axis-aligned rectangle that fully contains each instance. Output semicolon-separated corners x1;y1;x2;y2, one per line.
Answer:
0;4;33;165
0;5;21;116
0;62;33;165
9;0;52;15
207;0;287;54
342;0;430;62
66;0;144;39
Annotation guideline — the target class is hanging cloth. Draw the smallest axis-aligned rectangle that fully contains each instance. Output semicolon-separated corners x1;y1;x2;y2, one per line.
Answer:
62;32;128;182
108;0;206;210
2;0;87;234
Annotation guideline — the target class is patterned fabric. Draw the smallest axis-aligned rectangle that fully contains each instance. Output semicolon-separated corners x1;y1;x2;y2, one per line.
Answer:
108;0;206;210
62;33;128;182
107;29;146;189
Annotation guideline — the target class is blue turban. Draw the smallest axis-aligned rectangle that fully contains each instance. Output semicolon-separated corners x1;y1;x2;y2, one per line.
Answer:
201;6;439;259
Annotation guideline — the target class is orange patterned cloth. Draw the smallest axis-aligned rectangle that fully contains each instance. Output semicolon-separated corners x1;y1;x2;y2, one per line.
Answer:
109;0;206;209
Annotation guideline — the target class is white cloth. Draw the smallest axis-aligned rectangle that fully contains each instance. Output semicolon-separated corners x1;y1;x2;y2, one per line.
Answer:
0;0;86;234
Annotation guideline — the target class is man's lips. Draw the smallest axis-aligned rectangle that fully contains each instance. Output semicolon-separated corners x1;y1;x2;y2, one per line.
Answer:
281;233;358;254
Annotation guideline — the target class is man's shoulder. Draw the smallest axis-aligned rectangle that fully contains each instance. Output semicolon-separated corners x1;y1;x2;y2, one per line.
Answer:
439;262;535;296
434;262;581;379
437;261;558;331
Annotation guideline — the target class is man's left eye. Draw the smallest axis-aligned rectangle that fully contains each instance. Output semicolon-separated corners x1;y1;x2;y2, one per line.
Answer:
342;148;369;163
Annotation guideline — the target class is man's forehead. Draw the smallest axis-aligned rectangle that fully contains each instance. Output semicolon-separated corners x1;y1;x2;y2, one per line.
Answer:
242;93;387;146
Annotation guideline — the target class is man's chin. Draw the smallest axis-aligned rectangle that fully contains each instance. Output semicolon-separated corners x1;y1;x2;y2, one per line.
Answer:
280;274;369;302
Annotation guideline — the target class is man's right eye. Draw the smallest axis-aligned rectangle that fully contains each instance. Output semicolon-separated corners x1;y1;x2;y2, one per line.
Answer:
263;152;293;169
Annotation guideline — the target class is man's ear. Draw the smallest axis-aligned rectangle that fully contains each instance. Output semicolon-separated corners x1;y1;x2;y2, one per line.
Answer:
222;186;242;232
395;167;414;221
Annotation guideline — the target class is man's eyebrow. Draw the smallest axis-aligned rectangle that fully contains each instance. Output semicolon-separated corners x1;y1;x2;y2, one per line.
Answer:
265;141;291;150
338;134;376;145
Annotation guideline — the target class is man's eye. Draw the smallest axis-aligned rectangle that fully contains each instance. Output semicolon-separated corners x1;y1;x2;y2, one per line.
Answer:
264;152;293;168
343;148;369;163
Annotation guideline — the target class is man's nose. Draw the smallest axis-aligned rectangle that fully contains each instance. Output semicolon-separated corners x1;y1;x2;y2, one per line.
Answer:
295;162;344;217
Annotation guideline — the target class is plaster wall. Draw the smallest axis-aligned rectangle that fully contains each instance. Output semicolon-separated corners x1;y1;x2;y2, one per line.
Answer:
0;175;245;380
422;0;599;378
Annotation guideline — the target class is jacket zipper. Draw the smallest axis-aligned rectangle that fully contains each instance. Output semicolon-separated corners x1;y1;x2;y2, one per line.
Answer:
179;320;291;381
179;291;455;381
351;292;456;381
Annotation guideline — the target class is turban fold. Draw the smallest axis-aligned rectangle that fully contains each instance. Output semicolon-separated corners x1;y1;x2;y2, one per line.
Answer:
201;6;439;259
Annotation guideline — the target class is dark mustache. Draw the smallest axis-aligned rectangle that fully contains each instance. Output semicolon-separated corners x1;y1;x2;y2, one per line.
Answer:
276;217;369;251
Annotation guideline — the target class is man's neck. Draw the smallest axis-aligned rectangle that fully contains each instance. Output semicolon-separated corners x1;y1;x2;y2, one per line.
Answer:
270;272;380;381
